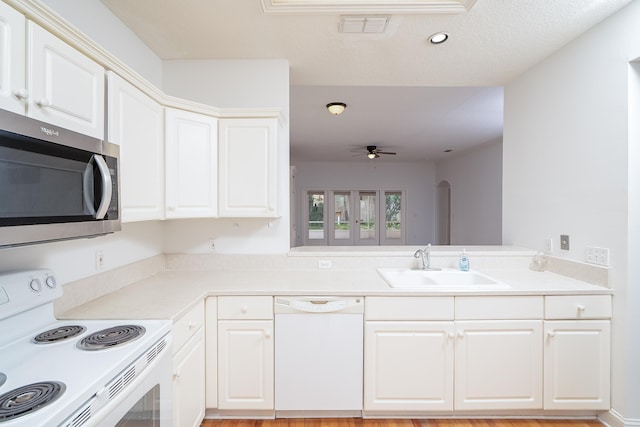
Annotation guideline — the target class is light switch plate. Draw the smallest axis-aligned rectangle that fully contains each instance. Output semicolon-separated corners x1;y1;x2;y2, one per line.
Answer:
560;235;570;250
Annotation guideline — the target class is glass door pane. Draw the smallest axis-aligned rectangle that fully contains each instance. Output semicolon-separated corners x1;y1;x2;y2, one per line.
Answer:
358;192;377;243
384;191;402;241
333;192;351;241
307;192;325;241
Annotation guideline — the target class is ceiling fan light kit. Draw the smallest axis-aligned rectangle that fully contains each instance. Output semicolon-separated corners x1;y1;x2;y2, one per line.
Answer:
326;102;347;115
365;145;396;159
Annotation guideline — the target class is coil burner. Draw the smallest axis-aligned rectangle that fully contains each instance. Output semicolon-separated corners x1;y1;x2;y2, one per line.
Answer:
77;325;146;351
33;325;86;344
0;381;65;422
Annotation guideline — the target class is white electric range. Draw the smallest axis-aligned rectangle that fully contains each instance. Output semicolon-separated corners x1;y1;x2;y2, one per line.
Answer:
0;269;173;426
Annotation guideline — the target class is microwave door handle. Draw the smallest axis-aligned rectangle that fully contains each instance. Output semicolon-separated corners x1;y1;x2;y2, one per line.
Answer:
92;154;113;219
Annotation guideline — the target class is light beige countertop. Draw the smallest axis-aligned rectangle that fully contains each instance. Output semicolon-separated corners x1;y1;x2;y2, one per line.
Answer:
60;267;612;323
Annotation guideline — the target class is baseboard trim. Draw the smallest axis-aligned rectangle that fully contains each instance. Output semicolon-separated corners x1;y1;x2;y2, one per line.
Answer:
599;409;640;427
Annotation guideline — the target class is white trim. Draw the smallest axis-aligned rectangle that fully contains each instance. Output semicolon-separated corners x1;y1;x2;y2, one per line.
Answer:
259;0;476;14
599;409;640;427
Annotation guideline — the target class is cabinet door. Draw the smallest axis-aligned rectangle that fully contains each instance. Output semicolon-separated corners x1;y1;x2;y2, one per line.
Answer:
173;328;206;427
454;320;543;410
218;118;278;217
165;109;218;218
0;2;26;115
28;21;104;139
218;320;274;410
108;72;164;222
544;320;610;410
205;297;218;409
364;321;454;411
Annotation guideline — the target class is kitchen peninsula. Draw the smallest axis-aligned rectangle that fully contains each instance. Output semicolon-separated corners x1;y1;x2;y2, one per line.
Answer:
58;247;612;423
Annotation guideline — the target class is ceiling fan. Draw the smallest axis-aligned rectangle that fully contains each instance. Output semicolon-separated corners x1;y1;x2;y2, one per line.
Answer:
360;145;397;159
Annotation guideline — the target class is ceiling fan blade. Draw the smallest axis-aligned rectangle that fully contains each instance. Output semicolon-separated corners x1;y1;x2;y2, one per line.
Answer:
376;150;396;155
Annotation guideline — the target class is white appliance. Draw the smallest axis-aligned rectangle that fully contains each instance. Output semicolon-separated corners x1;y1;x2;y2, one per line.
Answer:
0;269;172;426
274;296;364;417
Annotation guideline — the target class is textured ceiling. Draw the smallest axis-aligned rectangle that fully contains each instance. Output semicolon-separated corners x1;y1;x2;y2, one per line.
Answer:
101;0;631;162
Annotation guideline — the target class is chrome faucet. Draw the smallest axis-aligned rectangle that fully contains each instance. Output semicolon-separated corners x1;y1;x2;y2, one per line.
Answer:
414;244;440;271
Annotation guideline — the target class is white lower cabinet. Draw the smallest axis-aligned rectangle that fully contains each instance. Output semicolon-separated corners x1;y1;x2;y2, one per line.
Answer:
173;328;205;427
172;302;206;427
454;320;543;410
364;321;454;411
217;297;274;411
543;295;612;410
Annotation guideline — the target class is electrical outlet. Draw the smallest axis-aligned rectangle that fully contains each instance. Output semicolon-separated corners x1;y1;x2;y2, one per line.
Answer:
585;246;610;266
560;235;570;250
207;239;216;252
318;260;332;269
543;238;553;254
95;250;104;271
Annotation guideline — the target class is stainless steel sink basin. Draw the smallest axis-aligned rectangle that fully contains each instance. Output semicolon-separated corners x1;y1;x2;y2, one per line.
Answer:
377;268;510;289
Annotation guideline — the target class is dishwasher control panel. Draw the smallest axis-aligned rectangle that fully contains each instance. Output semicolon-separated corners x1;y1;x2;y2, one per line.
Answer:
274;296;363;314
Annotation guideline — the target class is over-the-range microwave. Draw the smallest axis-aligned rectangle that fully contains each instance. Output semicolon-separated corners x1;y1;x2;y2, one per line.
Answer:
0;109;120;247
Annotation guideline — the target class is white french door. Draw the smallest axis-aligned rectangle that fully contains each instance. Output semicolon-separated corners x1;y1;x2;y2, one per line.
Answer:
303;190;405;246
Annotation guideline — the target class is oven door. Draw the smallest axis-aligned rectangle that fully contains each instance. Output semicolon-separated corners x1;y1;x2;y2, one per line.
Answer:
86;345;173;427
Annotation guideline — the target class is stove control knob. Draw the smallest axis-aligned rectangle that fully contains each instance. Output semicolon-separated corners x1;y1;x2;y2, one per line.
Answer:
45;276;57;289
29;278;42;293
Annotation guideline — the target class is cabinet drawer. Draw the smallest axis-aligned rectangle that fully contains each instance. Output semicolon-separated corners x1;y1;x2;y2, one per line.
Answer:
365;297;454;320
545;295;611;319
218;296;273;320
455;296;543;320
173;301;204;355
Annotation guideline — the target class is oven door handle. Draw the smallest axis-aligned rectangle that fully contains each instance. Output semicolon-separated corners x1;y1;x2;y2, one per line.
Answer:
84;154;113;219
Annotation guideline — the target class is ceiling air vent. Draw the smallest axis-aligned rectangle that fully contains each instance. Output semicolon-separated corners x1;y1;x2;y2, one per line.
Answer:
340;15;390;33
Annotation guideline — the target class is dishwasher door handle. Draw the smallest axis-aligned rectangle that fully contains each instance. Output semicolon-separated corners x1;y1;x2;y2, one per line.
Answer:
274;297;364;314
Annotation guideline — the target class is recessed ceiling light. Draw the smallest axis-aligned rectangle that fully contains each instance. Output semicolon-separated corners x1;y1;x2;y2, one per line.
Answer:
429;32;449;44
444;149;453;153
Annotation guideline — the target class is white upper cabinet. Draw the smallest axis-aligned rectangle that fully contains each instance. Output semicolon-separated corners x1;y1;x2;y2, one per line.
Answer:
218;118;278;217
28;21;104;139
0;1;26;115
108;71;164;222
165;109;218;218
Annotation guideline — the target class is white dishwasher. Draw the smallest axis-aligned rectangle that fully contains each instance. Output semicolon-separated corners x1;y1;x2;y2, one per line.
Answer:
274;296;364;416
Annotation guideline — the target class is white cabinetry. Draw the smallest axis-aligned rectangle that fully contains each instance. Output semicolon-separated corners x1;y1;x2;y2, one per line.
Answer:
454;296;543;410
28;21;104;139
544;295;611;410
0;1;26;115
217;296;274;411
364;297;454;412
172;302;206;427
165;109;218;218
205;297;218;409
218;118;278;217
0;5;104;138
107;72;164;221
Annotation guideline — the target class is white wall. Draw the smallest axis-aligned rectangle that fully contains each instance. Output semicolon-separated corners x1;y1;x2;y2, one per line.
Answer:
41;0;163;86
162;60;291;254
0;222;164;285
503;1;640;422
436;138;502;245
292;160;436;245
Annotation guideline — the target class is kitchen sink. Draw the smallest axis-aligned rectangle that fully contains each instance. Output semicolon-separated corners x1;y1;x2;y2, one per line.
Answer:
377;268;510;289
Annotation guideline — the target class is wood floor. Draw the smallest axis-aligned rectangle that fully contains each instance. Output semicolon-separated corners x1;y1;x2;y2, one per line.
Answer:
200;419;603;427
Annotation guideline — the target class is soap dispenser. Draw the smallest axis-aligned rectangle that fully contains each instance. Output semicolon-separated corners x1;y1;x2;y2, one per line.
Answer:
459;249;470;271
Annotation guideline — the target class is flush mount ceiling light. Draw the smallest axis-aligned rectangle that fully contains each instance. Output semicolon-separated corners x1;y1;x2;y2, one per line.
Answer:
326;102;347;115
429;32;449;44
